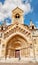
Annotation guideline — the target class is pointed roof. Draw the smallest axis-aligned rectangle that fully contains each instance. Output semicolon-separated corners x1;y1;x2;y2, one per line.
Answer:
12;7;23;13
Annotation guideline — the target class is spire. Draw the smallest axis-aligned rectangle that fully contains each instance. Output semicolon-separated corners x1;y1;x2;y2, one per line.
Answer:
30;19;33;26
29;19;36;29
3;21;6;30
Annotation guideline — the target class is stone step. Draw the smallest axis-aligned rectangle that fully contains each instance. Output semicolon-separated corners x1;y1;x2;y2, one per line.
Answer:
0;62;38;65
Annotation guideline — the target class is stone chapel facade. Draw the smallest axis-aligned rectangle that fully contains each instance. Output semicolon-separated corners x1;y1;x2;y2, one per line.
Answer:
0;7;38;60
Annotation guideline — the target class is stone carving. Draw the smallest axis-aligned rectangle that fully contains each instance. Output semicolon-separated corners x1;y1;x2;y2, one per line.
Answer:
4;25;30;39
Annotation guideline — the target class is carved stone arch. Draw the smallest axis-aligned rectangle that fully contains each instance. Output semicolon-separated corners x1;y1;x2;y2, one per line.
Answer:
5;32;29;43
5;33;30;58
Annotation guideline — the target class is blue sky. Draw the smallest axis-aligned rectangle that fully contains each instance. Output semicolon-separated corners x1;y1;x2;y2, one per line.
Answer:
0;0;5;4
0;0;38;28
24;0;38;27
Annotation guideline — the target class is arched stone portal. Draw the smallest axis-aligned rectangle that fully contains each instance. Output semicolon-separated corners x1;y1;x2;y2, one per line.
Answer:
5;35;30;58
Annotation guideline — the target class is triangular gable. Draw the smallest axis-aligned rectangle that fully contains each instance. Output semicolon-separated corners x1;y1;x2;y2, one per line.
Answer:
12;7;23;14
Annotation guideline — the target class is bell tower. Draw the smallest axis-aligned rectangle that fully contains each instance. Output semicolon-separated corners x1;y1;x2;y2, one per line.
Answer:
12;7;24;24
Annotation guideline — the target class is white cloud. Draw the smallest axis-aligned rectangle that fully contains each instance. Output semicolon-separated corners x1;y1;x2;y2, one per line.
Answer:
0;0;32;21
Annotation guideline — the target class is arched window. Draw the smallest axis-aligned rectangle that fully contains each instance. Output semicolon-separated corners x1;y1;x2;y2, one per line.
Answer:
32;26;34;29
15;13;20;18
1;26;3;30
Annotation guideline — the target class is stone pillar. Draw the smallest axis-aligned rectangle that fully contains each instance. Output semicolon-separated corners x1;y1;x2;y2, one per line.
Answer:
0;44;2;58
1;39;6;58
30;48;34;58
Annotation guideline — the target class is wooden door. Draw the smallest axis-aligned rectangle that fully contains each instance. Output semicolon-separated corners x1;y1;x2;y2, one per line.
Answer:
15;50;20;58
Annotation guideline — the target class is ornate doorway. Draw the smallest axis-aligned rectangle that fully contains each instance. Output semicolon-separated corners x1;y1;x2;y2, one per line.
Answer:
5;35;29;58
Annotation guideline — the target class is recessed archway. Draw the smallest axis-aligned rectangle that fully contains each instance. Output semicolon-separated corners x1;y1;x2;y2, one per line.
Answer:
5;34;29;58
